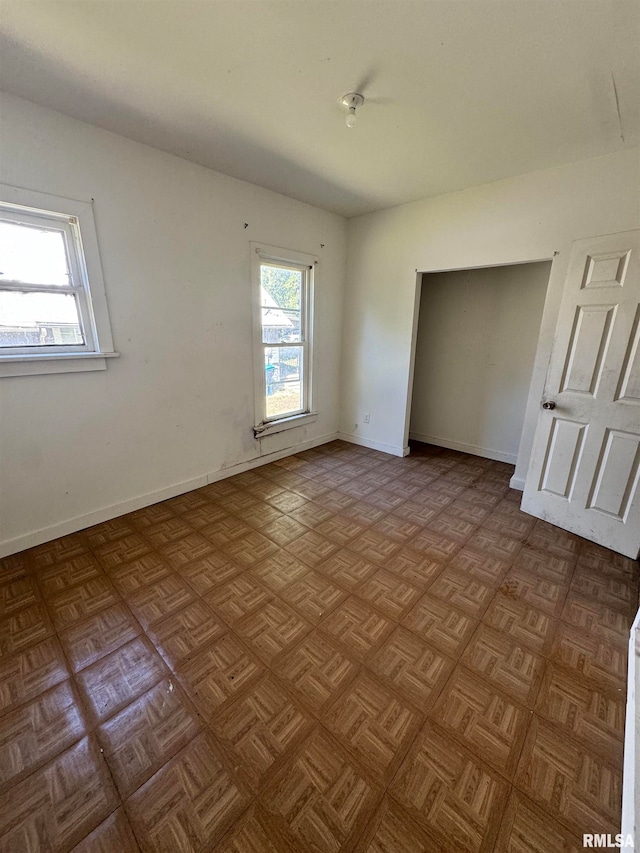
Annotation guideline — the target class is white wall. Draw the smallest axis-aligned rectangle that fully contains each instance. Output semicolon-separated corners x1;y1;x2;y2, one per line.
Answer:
0;93;346;556
410;262;550;464
340;148;640;486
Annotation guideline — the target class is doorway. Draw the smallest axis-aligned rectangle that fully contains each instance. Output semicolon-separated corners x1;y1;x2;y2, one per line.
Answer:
408;261;552;466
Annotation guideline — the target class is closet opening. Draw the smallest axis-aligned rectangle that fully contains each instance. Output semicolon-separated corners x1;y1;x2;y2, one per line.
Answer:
407;261;552;467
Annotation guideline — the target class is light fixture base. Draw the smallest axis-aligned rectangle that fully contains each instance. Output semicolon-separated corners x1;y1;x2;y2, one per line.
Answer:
340;92;365;110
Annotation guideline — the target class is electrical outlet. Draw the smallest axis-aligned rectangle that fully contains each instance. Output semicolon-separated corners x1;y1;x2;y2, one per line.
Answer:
364;413;370;423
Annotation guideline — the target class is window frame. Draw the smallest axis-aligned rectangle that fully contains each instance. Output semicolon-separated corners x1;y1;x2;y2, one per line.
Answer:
0;184;117;377
251;242;318;437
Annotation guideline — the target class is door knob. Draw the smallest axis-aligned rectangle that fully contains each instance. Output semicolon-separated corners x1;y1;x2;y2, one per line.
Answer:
542;401;556;410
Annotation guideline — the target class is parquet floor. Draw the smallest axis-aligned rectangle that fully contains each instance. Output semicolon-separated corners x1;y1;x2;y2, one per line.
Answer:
0;440;637;852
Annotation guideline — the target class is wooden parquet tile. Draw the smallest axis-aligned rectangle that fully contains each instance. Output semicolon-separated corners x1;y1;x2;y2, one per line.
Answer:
285;530;341;568
482;595;558;656
126;573;196;628
107;552;172;596
369;626;454;709
94;533;152;570
429;568;495;619
222;531;280;568
320;596;394;661
289;501;334;528
349;530;402;565
0;680;86;788
0;636;69;715
177;634;264;719
448;547;511;586
561;594;631;645
317;548;377;590
98;678;202;797
143;517;195;547
76;637;167;723
260;727;380;853
147;600;227;667
535;664;625;760
260;515;309;546
37;554;104;597
316;516;367;545
205;574;272;625
499;568;567;618
28;534;88;570
0;577;38;617
355;796;441;853
252;551;310;591
214;804;295;853
235;599;311;663
461;624;545;707
177;552;244;595
157;532;216;568
214;676;314;790
410;529;461;562
128;501;178;530
550;624;627;691
514;547;575;584
0;737;118;852
0;603;53;658
274;632;358;712
390;720;509;853
357;569;421;620
126;731;250;853
322;671;422;784
280;571;347;623
494;790;584;853
47;576;120;629
83;517;137;549
515;717;622;836
432;666;530;776
1;441;636;852
384;548;443;588
60;602;141;672
402;595;478;659
70;808;141;853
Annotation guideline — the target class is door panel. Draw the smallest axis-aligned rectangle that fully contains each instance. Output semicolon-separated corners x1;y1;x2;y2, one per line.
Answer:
522;230;640;558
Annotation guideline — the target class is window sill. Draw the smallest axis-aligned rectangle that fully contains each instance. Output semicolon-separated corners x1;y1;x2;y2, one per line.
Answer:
0;352;120;378
253;411;318;438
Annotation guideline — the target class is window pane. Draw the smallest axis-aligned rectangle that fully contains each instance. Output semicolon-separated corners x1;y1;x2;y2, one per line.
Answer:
0;291;84;347
261;265;302;343
0;220;70;286
265;346;303;419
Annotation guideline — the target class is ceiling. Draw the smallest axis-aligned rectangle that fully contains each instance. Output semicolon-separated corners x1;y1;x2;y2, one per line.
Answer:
0;1;638;217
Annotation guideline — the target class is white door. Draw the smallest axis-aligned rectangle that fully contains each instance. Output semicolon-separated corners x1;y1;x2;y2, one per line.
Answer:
522;230;640;559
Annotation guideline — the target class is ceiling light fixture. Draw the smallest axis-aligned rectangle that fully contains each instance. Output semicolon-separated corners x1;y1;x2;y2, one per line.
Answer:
340;92;364;128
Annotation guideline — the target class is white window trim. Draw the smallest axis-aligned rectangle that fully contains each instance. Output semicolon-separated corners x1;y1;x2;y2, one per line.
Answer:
0;183;118;377
251;242;317;437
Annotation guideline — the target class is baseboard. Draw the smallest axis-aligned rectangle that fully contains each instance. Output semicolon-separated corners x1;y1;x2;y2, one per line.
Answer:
509;475;526;491
408;432;517;465
0;431;339;559
338;432;409;457
622;606;640;843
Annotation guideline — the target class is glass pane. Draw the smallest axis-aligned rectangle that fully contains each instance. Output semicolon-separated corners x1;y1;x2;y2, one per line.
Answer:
0;220;70;286
265;346;303;419
260;264;302;343
0;291;84;347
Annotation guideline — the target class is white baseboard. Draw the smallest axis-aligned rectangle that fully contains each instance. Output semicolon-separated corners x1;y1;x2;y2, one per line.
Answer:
338;432;409;457
0;431;339;559
408;432;517;465
509;475;526;491
622;607;640;845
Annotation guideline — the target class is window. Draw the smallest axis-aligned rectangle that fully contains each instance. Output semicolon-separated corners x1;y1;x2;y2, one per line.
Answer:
251;243;317;436
0;184;117;377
